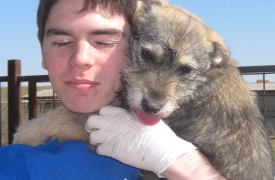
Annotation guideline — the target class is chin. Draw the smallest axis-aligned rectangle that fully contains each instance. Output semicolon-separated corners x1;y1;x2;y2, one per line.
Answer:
61;95;115;114
62;103;99;114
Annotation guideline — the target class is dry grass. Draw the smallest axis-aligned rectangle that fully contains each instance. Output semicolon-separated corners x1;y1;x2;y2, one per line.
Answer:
1;86;52;101
269;136;275;158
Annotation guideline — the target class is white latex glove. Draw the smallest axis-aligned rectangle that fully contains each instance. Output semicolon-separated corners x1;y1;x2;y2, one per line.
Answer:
84;105;197;176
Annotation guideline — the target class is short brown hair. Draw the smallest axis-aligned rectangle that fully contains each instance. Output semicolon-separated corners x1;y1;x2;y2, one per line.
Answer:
37;0;137;41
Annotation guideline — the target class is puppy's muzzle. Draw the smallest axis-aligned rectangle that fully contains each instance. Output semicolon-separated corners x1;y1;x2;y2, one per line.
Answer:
142;98;163;114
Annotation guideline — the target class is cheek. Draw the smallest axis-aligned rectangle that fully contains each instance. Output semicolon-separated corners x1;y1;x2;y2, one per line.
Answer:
42;39;69;65
108;62;123;90
102;54;125;90
103;49;125;72
42;48;67;72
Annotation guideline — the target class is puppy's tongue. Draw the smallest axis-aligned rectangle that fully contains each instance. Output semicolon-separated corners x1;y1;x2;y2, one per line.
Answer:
135;109;161;126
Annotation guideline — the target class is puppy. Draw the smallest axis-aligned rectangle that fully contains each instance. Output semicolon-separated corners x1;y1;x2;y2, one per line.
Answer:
13;0;274;179
122;0;273;179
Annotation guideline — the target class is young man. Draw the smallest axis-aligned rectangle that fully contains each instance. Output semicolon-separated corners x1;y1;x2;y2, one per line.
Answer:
0;0;225;179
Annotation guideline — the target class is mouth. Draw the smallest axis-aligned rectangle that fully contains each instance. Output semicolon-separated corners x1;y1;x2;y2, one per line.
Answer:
135;109;161;126
65;79;100;91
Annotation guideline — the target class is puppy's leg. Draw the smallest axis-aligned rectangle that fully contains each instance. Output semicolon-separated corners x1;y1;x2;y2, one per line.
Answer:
13;106;91;147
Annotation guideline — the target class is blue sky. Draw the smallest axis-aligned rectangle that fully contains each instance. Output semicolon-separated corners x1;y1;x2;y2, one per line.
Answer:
0;0;274;82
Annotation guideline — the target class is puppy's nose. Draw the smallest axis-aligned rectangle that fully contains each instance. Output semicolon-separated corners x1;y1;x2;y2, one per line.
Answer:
142;99;161;114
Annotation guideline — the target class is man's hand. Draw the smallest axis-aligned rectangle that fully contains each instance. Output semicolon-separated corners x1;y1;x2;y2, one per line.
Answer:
84;105;197;176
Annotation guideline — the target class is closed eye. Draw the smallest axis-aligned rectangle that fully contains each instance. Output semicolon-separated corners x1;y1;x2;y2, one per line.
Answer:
53;41;73;47
95;42;116;48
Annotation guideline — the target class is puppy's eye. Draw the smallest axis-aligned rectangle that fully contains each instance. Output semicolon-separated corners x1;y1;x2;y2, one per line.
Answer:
141;48;153;60
177;66;192;75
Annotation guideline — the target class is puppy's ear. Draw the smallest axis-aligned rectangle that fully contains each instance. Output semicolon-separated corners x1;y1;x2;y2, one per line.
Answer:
132;0;169;25
132;1;146;24
207;30;231;67
154;0;169;3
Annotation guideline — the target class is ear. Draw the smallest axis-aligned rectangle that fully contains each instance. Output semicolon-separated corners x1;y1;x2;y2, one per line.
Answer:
37;34;43;48
207;30;231;67
42;60;47;70
37;35;47;70
132;0;169;25
132;1;146;26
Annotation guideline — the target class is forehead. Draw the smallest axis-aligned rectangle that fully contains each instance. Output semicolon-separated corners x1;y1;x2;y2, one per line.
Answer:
46;0;128;30
50;0;84;17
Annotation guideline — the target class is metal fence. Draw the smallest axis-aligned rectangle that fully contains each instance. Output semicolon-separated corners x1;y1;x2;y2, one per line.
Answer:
1;59;275;146
0;60;50;145
239;66;275;124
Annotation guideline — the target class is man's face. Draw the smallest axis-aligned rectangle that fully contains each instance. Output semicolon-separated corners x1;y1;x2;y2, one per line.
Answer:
40;0;131;113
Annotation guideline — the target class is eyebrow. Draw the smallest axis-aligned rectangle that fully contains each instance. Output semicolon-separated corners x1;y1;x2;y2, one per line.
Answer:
46;28;73;36
90;28;124;37
90;28;125;37
46;28;124;37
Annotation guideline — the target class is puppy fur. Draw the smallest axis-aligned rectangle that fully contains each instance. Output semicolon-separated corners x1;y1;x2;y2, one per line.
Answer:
13;0;274;179
121;0;273;179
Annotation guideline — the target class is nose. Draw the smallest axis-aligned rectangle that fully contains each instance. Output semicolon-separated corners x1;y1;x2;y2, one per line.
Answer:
142;98;161;114
69;41;94;68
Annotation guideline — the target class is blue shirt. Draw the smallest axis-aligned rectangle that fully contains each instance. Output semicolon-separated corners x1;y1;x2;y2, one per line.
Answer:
0;140;141;180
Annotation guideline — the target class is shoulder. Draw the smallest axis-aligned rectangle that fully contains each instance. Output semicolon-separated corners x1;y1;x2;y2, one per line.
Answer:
0;140;141;180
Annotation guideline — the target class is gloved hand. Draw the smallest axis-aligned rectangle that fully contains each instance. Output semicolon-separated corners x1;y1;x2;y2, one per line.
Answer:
84;105;197;176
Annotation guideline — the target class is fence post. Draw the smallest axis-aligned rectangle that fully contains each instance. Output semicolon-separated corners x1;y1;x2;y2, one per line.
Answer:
28;80;37;119
8;59;22;144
